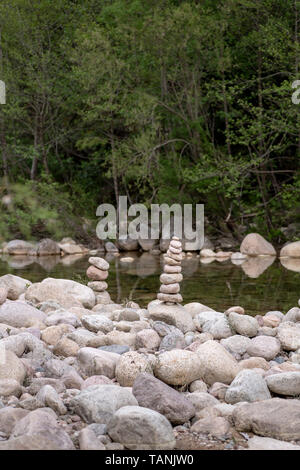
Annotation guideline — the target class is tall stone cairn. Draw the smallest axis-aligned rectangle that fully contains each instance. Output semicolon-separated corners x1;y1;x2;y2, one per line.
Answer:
86;256;109;298
157;236;183;304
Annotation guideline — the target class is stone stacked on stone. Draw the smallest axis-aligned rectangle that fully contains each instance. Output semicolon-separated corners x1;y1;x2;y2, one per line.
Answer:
86;257;110;300
157;237;183;304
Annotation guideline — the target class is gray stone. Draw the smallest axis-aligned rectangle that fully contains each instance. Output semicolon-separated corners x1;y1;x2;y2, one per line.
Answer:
107;405;175;450
0;300;46;328
70;385;138;424
82;314;114;333
36;385;67;415
148;301;194;333
98;345;129;355
229;312;259;337
37;239;60;256
221;335;252;356
225;370;271;404
77;347;120;378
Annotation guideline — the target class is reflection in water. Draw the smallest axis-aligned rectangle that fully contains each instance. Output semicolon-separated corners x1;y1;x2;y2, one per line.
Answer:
0;252;299;315
36;255;62;271
280;257;300;273
60;254;86;266
241;256;276;278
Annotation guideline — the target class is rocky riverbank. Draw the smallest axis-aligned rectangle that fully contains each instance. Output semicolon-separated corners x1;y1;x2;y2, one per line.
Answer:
0;248;299;450
2;232;300;259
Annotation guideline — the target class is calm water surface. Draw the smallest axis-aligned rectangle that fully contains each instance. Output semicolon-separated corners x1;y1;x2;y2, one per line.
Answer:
0;252;299;316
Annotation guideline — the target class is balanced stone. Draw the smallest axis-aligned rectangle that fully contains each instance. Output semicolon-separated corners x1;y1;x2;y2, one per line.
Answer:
160;283;180;294
87;281;108;292
160;273;183;284
86;266;108;281
156;237;184;305
86;257;111;304
164;265;182;274
163;256;181;266
157;293;183;303
88;257;109;271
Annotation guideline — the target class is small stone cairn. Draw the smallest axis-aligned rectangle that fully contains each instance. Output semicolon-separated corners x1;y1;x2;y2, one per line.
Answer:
157;236;183;304
86;256;110;297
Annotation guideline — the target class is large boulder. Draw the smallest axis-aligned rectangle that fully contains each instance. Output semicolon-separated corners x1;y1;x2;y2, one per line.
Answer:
0;300;46;328
70;385;138;424
0;274;32;300
36;238;61;256
117;237;139;251
107;406;175;450
25;278;95;309
240;233;276;256
148;300;195;333
3;239;35;255
132;372;195;424
233;398;300;441
154;349;200;386
225;369;271;404
196;340;240;386
280;241;300;258
266;372;300;396
11;409;74;450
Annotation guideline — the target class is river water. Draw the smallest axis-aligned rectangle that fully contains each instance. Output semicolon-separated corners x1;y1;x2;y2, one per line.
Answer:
0;252;299;315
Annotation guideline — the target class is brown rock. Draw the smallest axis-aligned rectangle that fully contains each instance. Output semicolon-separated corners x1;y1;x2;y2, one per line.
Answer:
132;372;195;424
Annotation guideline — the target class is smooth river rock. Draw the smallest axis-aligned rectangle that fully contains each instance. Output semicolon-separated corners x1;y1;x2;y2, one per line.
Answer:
154;349;200;385
240;233;276;256
246;335;281;360
233;398;300;441
107;406;176;450
196;340;240;386
225;369;271;404
71;385;138;424
148;300;195;333
266;372;300;396
25;278;95;309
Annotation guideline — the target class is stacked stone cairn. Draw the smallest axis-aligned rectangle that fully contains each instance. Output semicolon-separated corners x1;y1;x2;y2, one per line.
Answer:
86;257;111;303
157;236;183;305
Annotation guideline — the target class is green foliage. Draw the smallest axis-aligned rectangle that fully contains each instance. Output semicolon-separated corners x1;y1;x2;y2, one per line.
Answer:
0;178;87;242
0;0;299;241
